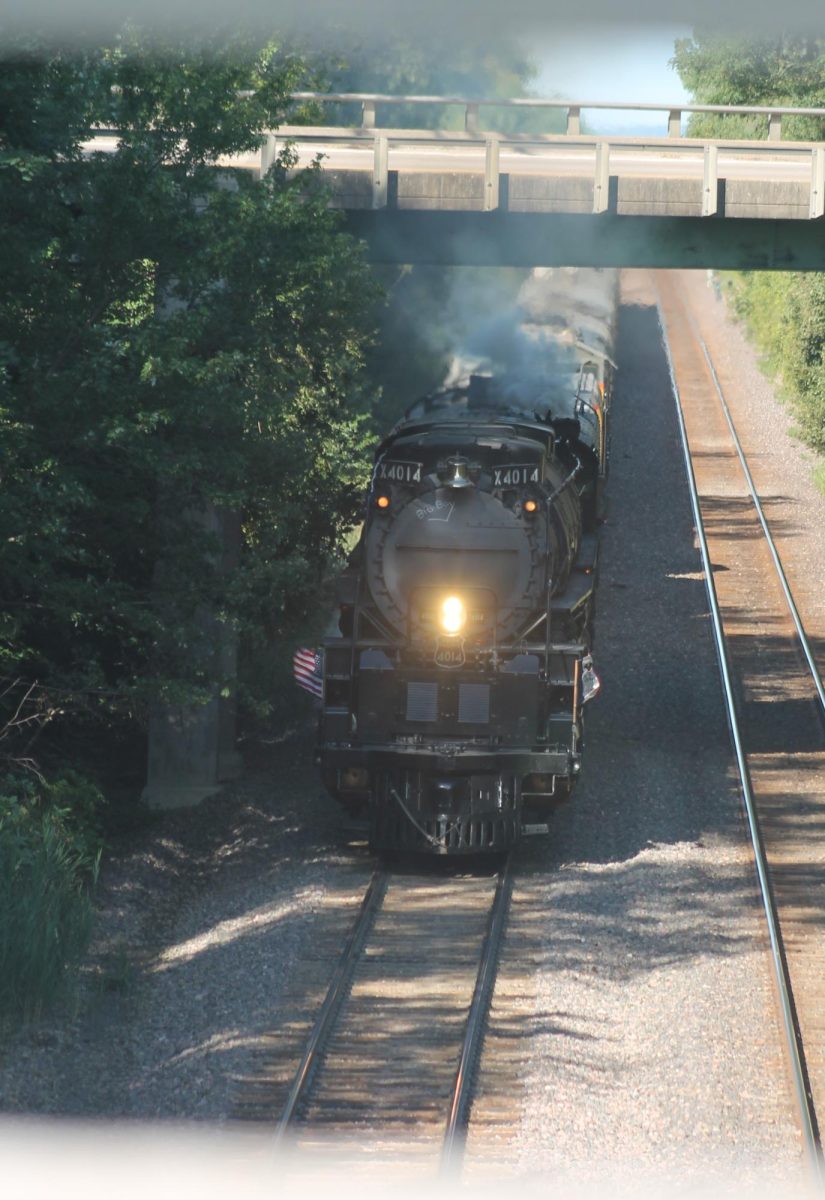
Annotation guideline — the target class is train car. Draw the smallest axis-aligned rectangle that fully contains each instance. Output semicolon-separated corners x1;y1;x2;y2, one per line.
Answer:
315;270;616;855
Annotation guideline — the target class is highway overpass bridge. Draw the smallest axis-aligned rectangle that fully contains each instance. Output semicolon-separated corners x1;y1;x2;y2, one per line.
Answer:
256;93;825;270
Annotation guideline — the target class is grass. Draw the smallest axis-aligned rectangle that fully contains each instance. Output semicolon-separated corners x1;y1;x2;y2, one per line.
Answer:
0;773;102;1023
814;461;825;497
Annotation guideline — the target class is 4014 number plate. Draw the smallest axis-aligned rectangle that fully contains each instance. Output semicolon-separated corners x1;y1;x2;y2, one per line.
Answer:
434;638;465;669
494;464;540;487
378;460;423;484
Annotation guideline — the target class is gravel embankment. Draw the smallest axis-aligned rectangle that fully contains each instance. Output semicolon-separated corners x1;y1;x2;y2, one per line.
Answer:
0;735;374;1119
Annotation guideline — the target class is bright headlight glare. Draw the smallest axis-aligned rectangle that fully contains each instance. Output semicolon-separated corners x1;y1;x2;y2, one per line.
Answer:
440;595;466;635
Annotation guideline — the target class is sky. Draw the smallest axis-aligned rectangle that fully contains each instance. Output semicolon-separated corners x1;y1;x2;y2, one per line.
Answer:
1;2;818;37
531;24;693;134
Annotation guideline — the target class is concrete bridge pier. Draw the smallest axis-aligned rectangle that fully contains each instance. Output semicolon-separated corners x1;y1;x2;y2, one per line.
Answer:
142;507;243;810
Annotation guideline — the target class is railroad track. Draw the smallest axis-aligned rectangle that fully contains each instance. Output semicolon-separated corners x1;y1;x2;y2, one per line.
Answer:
236;859;513;1174
658;273;825;1185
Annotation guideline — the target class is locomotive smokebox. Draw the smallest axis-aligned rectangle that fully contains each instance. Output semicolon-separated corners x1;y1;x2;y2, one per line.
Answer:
364;485;541;641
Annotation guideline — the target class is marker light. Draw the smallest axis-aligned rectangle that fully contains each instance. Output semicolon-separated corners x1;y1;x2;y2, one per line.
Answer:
440;595;466;635
523;498;538;514
376;494;390;509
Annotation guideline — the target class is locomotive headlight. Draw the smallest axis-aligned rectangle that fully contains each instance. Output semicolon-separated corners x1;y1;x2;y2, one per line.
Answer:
440;595;466;635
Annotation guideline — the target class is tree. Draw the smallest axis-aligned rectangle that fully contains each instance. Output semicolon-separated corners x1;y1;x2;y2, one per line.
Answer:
0;33;379;768
672;31;825;139
672;30;825;470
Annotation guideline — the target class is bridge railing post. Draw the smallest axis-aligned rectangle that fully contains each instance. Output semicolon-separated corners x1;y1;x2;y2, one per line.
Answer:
372;136;388;209
465;103;480;134
702;144;719;216
484;135;500;211
810;147;825;219
592;142;610;213
361;100;376;129
566;106;581;135
668;109;682;137
768;112;782;141
259;133;277;178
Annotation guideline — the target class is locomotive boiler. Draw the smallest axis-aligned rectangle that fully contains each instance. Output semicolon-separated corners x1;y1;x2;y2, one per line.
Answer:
316;270;615;854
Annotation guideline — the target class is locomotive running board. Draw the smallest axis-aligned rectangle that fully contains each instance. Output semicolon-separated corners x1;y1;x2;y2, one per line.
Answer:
577;532;599;574
550;571;594;618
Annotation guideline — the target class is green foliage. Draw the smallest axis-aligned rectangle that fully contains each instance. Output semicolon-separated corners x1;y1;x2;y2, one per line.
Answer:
672;32;825;140
725;272;796;372
783;275;825;451
722;271;825;457
674;33;825;476
0;34;379;746
0;771;103;1019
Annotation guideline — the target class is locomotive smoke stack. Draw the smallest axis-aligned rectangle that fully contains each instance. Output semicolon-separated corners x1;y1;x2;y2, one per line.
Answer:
468;374;492;405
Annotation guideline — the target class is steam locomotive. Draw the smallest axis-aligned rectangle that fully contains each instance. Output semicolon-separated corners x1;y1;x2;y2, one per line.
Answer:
317;270;616;854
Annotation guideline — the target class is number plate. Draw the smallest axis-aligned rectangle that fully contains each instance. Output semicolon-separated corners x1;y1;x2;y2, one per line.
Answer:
493;464;540;487
378;460;423;484
434;638;465;669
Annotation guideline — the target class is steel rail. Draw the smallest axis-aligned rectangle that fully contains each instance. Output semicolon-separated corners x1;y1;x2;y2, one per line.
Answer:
441;858;513;1176
657;297;823;1185
274;869;388;1142
693;330;825;722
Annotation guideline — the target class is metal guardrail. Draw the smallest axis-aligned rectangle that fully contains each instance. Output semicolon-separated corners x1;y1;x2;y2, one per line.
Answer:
288;91;825;141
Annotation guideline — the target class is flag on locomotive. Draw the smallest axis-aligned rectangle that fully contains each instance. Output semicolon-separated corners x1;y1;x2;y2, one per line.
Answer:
293;647;323;699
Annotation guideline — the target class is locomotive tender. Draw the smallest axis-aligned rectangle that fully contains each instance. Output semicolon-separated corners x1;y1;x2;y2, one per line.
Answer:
318;269;616;854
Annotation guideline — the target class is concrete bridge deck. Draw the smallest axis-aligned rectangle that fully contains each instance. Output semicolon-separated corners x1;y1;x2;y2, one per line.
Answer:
86;93;825;268
264;94;825;270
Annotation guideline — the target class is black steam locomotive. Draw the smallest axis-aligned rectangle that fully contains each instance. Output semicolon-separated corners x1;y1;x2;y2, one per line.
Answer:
317;274;615;854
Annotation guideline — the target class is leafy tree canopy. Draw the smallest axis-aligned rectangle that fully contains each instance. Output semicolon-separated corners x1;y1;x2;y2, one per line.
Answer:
672;31;825;138
673;29;825;481
0;32;379;762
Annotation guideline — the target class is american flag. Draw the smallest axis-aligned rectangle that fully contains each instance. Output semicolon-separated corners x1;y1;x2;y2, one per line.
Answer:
293;647;324;699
